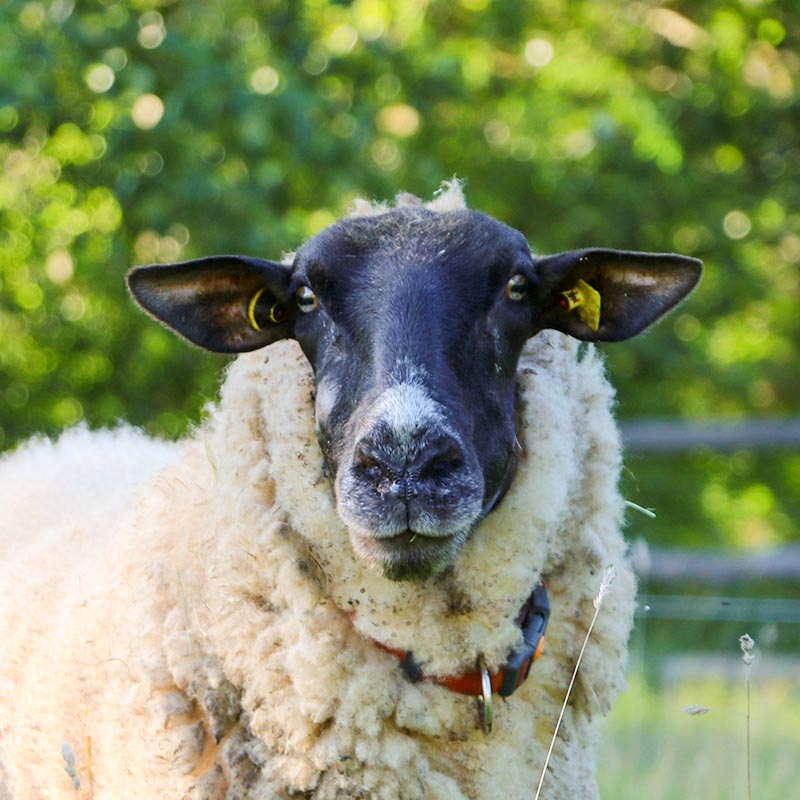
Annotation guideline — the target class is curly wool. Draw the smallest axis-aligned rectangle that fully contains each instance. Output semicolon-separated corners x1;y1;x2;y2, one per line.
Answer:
0;332;633;800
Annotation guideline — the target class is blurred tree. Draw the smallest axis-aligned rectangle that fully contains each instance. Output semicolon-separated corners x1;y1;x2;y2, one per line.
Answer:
1;0;798;549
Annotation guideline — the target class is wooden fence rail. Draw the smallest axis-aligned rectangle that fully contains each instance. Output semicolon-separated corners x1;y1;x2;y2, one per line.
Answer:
632;542;800;584
618;417;800;584
620;417;800;452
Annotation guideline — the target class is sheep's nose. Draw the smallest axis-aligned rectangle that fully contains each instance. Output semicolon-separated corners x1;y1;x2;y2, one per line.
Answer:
354;433;465;495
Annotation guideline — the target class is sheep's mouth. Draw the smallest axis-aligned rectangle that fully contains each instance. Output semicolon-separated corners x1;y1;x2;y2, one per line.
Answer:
350;527;469;582
382;529;451;547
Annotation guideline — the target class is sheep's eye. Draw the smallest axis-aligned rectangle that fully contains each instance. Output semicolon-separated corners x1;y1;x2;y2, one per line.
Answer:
506;274;528;301
296;285;319;313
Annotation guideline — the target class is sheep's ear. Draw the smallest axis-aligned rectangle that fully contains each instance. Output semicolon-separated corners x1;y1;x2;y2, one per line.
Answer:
530;248;702;342
127;256;295;353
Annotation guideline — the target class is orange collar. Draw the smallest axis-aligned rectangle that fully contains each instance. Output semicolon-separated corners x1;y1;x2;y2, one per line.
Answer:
376;583;550;698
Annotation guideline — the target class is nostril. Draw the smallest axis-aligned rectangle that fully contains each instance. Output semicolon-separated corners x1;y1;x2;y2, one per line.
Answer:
353;432;466;491
440;439;463;467
417;435;465;479
354;439;392;483
354;440;376;468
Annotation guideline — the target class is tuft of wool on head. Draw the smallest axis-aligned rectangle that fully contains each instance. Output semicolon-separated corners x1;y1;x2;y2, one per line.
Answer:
348;178;467;217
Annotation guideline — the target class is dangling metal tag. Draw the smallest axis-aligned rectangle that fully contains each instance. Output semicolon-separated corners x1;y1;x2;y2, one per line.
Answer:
477;659;493;735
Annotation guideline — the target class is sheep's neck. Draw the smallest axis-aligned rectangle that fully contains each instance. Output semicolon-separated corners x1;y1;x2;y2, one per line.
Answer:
361;583;550;699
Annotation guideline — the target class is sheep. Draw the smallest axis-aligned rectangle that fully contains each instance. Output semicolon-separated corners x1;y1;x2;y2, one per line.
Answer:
0;182;700;800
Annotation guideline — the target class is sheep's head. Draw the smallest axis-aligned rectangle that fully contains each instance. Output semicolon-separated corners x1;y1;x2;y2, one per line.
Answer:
128;200;700;581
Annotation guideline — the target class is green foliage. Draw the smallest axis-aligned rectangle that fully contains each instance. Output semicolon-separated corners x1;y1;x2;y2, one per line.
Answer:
1;0;798;548
625;450;800;549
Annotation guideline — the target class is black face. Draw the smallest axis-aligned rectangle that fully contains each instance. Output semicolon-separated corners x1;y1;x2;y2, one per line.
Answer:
290;208;535;579
127;203;701;582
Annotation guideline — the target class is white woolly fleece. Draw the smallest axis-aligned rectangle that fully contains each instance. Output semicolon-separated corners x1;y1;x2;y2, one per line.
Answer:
0;185;635;800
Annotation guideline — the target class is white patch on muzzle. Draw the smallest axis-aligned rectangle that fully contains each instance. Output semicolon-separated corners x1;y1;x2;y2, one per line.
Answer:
367;382;447;452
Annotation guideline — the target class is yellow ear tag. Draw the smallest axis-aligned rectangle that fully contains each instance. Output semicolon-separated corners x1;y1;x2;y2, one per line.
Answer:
248;289;287;331
559;279;601;331
247;288;266;331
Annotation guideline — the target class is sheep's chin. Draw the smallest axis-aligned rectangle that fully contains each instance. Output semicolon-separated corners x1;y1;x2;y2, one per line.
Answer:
348;527;471;582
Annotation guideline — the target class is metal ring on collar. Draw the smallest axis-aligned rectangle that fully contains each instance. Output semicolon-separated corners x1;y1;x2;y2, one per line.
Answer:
478;659;493;735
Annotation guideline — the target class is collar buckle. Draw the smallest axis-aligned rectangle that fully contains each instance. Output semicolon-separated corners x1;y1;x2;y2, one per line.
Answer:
498;583;551;697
